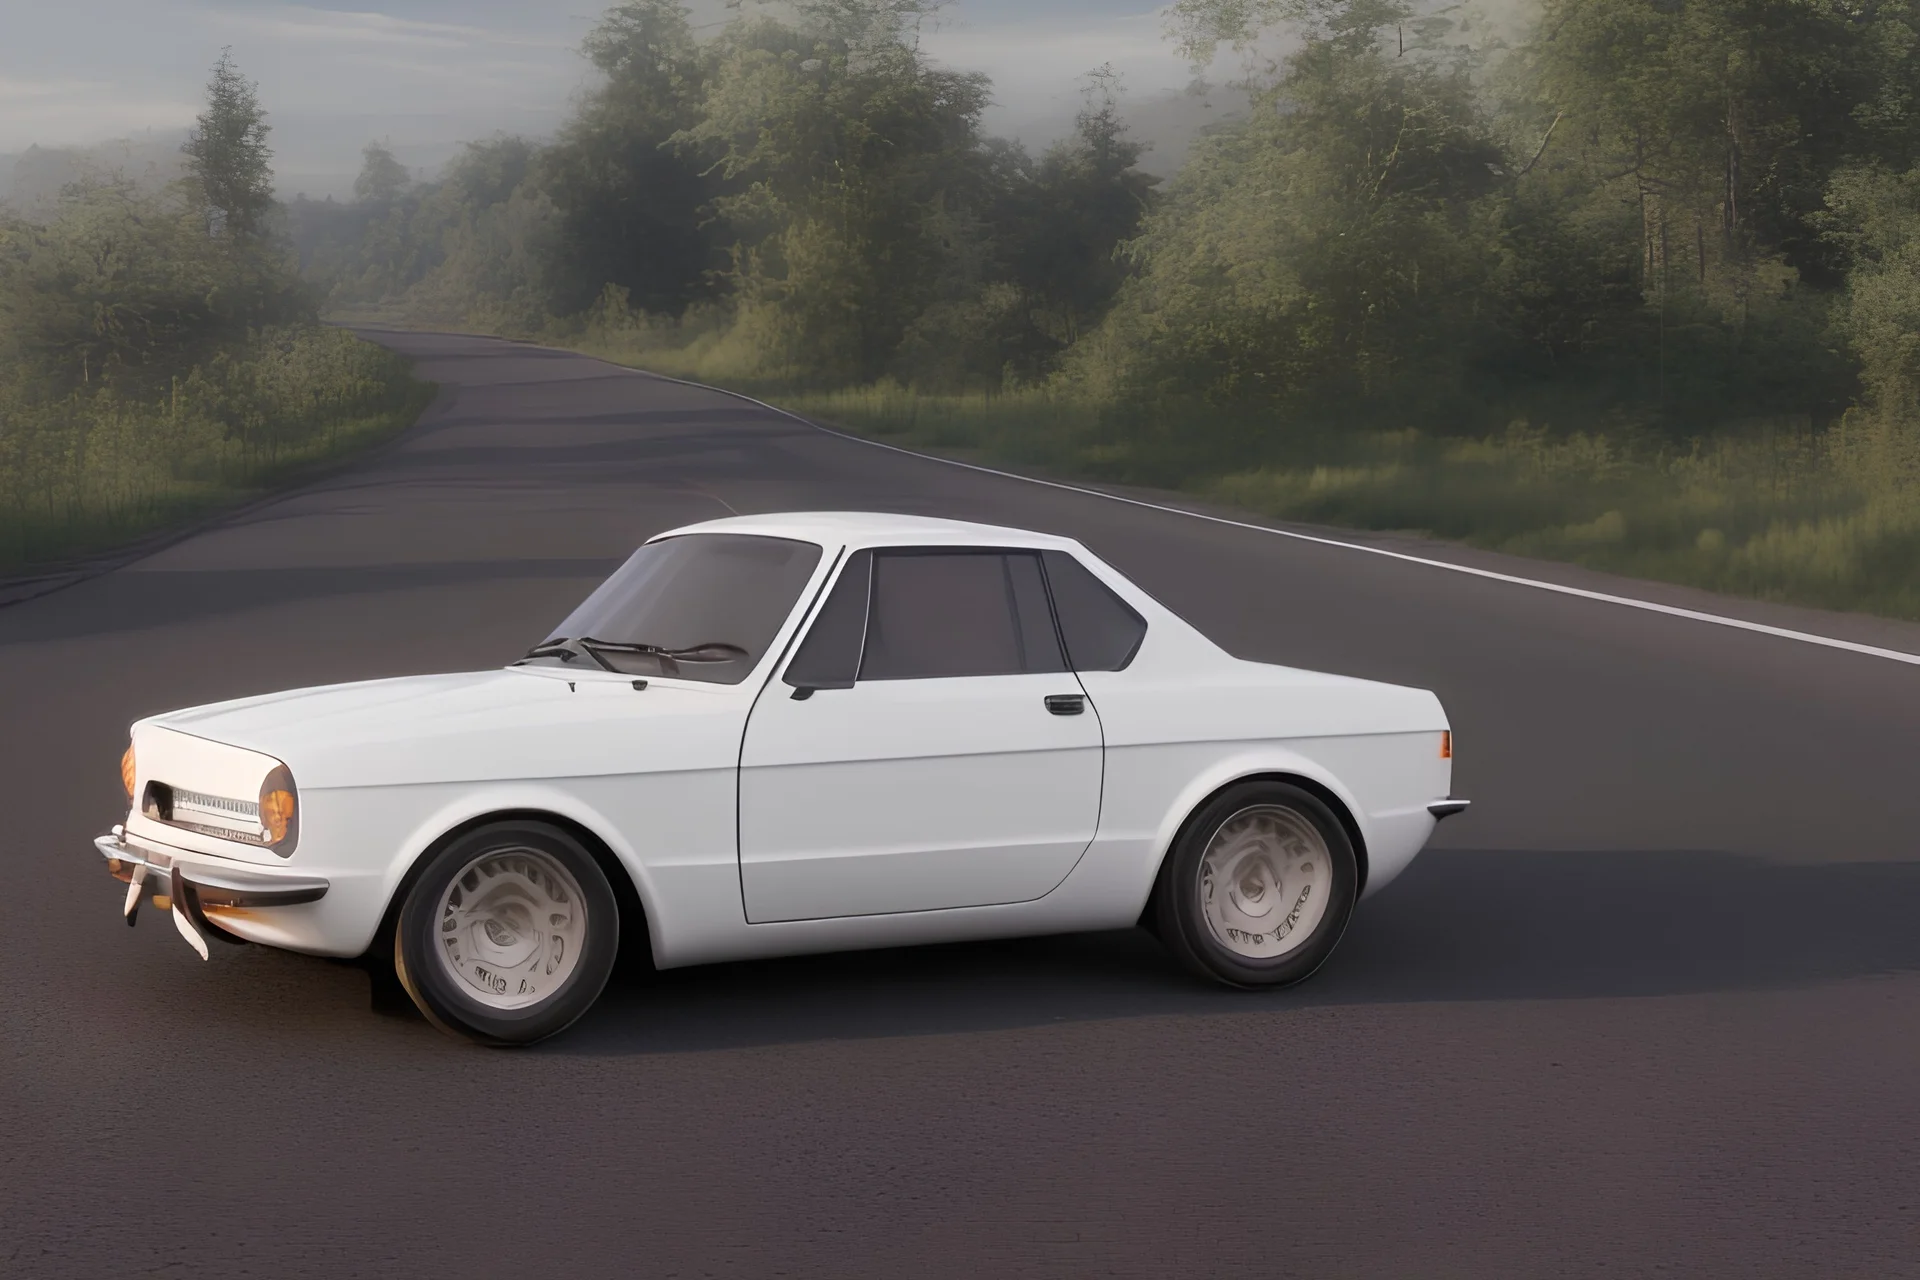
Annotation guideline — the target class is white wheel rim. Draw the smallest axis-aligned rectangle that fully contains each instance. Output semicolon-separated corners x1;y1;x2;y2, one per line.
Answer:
432;846;588;1010
1199;805;1332;960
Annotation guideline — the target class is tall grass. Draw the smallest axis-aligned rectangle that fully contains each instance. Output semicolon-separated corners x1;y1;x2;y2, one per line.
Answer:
1200;421;1920;617
578;323;1920;618
0;326;431;572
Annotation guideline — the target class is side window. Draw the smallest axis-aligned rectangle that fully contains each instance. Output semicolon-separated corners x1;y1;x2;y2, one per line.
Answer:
858;550;1066;680
1040;550;1147;671
784;550;871;689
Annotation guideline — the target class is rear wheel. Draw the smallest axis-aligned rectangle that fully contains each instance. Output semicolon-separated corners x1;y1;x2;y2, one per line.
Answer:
1154;782;1358;989
394;822;619;1046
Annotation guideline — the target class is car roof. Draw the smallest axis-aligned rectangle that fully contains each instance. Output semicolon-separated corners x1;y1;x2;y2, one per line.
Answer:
655;511;1087;551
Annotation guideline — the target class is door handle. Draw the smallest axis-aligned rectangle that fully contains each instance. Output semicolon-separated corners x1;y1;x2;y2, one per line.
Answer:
1044;693;1085;716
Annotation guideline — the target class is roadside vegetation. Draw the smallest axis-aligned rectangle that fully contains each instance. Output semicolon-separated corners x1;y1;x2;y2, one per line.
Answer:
0;54;429;574
296;0;1920;617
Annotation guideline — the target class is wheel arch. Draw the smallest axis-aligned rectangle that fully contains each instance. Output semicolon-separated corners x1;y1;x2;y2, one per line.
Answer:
1136;767;1372;928
367;804;654;971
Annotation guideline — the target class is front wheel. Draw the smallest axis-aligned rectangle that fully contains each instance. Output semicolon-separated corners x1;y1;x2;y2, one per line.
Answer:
394;822;619;1046
1154;782;1358;989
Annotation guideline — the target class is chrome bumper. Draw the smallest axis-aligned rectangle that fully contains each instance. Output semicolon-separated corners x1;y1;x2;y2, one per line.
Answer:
95;826;328;959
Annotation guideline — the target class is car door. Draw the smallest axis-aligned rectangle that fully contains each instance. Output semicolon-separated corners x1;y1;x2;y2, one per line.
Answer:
737;546;1104;923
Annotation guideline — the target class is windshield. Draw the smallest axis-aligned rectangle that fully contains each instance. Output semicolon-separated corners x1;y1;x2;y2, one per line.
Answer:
526;534;822;684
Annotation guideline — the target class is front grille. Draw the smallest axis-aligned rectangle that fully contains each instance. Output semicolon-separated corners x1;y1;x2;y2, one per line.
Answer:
171;787;259;819
144;781;268;845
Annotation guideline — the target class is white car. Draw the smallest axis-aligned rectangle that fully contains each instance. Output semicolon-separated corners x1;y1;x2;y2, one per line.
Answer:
95;512;1465;1044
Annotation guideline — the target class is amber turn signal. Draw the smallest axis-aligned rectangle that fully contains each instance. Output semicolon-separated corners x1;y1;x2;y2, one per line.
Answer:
121;743;137;801
1439;730;1452;760
262;789;295;842
259;764;299;854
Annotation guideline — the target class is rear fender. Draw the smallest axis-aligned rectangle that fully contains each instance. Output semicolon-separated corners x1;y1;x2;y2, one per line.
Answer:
1135;748;1372;916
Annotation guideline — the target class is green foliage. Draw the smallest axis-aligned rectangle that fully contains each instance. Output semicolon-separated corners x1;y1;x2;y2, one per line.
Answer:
0;59;429;572
1522;0;1920;287
181;50;276;241
287;0;1920;616
292;136;561;329
680;2;995;383
1824;163;1920;437
1072;21;1505;432
0;179;309;397
353;142;410;206
539;0;716;315
1066;0;1920;447
723;382;1920;618
986;67;1161;376
0;325;426;570
293;0;1160;390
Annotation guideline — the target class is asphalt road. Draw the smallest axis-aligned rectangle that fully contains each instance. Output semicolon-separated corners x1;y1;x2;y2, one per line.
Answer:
5;330;1918;1278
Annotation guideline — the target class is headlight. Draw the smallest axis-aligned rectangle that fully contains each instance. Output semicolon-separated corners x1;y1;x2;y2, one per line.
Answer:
121;742;137;801
259;764;299;855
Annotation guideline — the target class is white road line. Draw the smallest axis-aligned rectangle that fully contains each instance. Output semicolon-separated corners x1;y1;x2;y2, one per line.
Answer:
630;365;1920;669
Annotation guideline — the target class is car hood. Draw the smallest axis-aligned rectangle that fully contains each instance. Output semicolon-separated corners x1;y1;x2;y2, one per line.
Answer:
139;667;748;789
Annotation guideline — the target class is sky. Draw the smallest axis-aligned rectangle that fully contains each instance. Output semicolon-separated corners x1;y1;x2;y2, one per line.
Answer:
0;0;1206;199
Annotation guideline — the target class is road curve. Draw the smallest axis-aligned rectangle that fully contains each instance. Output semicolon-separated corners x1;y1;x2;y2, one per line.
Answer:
3;331;1916;1278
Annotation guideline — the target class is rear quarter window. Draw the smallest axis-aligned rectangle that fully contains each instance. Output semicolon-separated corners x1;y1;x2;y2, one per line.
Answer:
1041;549;1147;671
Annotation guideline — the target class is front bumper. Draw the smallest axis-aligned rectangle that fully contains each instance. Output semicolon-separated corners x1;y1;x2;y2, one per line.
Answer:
95;825;329;959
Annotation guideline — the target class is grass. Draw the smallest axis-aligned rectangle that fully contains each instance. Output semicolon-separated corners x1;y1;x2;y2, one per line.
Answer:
0;328;435;575
1200;427;1920;617
316;312;1920;621
574;325;1920;620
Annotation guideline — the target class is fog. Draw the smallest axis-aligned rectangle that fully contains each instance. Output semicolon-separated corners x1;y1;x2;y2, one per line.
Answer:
1;0;1226;204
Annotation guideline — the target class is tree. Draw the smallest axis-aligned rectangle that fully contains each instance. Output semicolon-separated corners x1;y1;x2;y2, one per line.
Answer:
538;0;718;314
1001;66;1159;352
686;0;994;382
0;178;310;396
1083;0;1504;422
1825;164;1920;436
891;65;1164;389
353;142;410;205
181;49;275;240
1519;0;1920;293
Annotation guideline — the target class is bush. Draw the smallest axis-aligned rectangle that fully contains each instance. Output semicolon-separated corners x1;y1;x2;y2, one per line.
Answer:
0;325;427;570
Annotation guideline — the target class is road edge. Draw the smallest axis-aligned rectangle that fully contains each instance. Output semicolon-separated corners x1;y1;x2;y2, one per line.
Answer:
613;360;1920;669
22;324;1920;670
0;376;447;611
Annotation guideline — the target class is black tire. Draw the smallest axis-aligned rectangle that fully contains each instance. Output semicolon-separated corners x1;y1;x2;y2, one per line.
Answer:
1153;781;1359;989
393;821;620;1046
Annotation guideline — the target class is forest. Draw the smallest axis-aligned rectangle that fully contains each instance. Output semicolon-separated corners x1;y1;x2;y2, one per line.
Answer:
11;0;1920;610
289;0;1920;613
0;55;426;572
